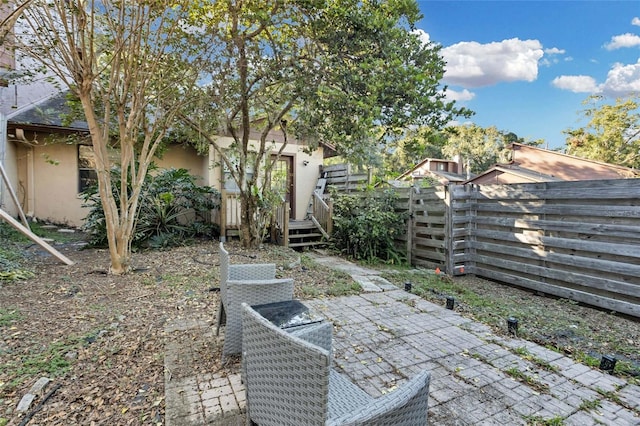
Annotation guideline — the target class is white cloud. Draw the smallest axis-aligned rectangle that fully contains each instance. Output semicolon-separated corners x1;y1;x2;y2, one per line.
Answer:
551;75;598;93
441;38;544;88
412;29;431;45
544;47;565;55
604;33;640;50
445;88;475;102
632;17;640;26
599;60;640;96
552;60;640;97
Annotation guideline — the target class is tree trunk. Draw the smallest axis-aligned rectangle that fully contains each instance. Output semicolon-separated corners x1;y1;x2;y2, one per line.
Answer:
79;94;132;274
239;194;261;249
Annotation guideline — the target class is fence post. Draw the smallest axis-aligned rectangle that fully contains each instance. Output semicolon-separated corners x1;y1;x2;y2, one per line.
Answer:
445;184;454;275
327;198;333;235
220;190;227;242
406;186;414;266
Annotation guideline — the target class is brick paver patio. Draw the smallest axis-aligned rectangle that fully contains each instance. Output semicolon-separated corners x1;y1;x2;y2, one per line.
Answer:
164;259;640;425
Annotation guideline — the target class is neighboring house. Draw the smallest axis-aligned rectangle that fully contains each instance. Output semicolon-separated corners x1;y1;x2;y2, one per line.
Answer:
465;142;639;185
2;91;330;230
397;157;469;185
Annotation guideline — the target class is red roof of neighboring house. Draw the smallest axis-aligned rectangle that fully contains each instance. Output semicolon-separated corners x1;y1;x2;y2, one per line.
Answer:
465;143;639;184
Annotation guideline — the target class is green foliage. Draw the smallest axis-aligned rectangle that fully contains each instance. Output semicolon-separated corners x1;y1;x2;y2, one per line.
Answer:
4;337;83;390
176;0;471;248
564;95;640;168
443;124;507;174
0;221;29;244
327;280;362;297
523;415;565;426
0;308;22;327
383;126;448;177
82;167;220;249
331;189;407;263
0;223;33;281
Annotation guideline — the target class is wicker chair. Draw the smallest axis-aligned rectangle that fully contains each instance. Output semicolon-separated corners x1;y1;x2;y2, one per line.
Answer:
241;303;431;425
216;242;294;357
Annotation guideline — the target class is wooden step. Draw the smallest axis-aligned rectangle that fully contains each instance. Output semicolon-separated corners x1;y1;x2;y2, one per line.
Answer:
289;240;327;248
288;220;315;230
288;232;323;239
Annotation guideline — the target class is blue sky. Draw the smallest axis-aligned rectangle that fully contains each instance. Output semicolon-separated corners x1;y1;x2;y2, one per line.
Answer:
414;1;640;150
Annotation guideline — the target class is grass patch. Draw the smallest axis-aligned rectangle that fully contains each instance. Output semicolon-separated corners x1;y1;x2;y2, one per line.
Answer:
511;346;559;372
0;308;22;327
327;280;362;297
300;285;321;298
504;367;550;394
578;398;602;412
3;336;83;390
523;415;564;425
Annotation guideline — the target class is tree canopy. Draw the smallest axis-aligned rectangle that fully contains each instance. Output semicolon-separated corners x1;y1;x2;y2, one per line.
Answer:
5;0;474;260
564;95;640;168
176;0;471;247
5;0;198;273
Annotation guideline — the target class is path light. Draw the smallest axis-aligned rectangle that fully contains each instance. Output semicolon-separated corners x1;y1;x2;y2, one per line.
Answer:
599;355;617;372
404;282;412;292
507;317;518;335
446;296;455;310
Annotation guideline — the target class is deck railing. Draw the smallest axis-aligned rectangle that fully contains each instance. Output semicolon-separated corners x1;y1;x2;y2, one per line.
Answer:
218;190;242;241
310;192;332;239
272;197;290;247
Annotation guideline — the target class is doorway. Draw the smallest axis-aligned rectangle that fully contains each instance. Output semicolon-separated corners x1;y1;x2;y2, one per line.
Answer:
271;155;295;219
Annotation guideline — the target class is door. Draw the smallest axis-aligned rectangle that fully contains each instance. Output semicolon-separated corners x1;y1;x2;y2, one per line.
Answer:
272;155;295;219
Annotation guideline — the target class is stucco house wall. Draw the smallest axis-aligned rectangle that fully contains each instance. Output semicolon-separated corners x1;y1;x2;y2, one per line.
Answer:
208;135;322;221
1;133;19;218
5;134;323;228
8;138;87;226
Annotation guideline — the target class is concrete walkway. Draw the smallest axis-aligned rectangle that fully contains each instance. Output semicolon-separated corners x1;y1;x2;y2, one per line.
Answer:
164;256;640;425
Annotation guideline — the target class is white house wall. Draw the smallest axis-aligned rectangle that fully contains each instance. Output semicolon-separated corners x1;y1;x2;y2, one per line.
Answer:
208;136;323;221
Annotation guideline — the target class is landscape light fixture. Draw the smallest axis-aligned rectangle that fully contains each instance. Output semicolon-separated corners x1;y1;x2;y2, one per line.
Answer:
446;296;455;310
507;317;519;335
599;355;617;372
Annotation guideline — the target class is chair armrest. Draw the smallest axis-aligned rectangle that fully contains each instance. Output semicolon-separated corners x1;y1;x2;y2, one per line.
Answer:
288;321;333;354
328;371;431;426
228;263;276;280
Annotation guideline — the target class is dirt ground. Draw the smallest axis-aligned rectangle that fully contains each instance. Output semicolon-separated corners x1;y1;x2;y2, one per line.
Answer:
0;239;339;426
1;237;639;425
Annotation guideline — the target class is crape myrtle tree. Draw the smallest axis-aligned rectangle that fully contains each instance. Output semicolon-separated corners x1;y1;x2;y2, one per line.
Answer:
564;95;640;168
177;0;471;248
3;1;200;274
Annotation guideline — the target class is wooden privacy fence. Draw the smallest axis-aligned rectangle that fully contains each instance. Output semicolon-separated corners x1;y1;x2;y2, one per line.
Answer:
401;179;640;318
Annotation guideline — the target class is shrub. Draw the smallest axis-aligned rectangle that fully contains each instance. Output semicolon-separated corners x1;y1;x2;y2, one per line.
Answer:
330;188;406;263
81;167;220;249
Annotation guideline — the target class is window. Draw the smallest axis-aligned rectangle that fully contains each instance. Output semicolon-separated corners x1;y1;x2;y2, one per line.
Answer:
222;153;255;193
77;144;119;193
78;145;98;193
